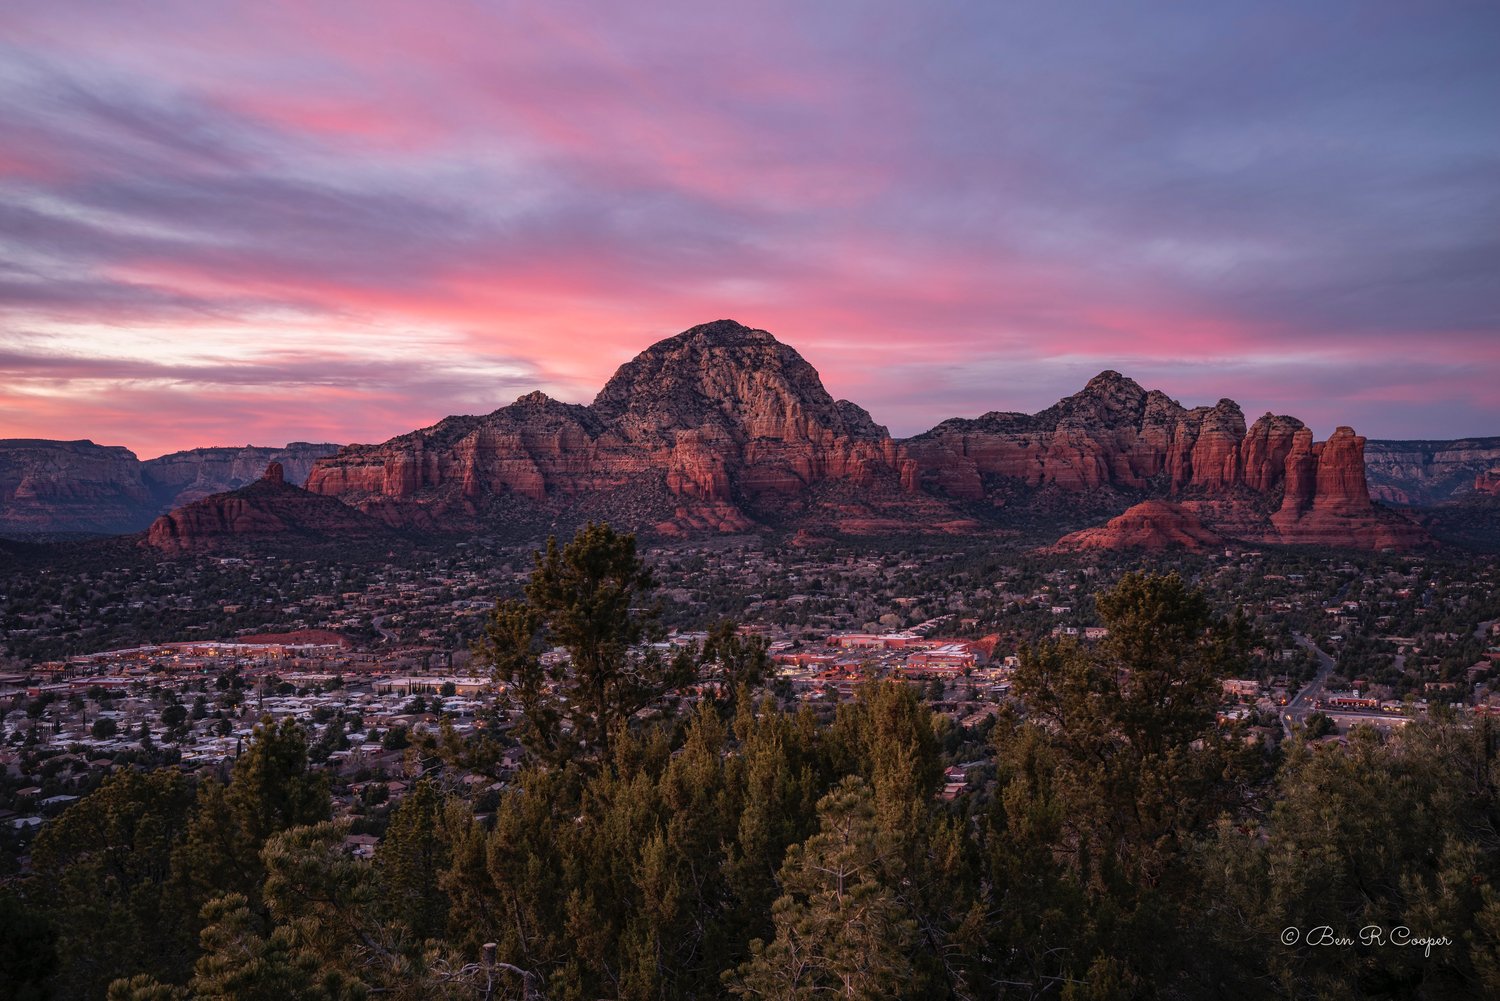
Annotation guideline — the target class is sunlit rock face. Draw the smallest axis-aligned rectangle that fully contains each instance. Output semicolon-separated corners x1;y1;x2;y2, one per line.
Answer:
1051;500;1224;552
307;320;910;533
298;320;1427;549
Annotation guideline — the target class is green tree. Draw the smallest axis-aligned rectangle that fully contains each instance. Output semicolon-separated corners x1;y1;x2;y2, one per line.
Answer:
31;769;197;998
701;620;770;718
1199;718;1500;999
173;718;330;920
106;973;189;1001
479;522;689;761
187;893;364;1001
989;571;1257;993
727;777;918;1000
1303;710;1335;739
374;780;451;941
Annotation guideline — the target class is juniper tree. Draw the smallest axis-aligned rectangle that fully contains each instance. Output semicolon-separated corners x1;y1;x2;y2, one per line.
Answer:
478;522;692;761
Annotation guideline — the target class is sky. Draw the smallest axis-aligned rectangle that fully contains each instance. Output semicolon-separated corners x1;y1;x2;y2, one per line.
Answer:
1;0;1497;458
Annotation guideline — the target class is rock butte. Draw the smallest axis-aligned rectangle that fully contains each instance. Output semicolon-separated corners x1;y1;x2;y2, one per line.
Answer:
147;462;393;552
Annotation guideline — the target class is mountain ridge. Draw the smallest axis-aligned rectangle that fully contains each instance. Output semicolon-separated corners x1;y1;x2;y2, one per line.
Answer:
2;321;1459;549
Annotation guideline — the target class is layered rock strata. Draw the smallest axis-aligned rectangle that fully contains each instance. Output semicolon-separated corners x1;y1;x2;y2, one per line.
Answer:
147;463;392;552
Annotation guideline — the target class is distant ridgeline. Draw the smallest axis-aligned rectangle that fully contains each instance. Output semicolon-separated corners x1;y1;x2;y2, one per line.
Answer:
0;439;340;536
6;319;1491;551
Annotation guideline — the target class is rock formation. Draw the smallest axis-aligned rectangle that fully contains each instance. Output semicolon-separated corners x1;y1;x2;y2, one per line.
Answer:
902;371;1426;550
901;373;1304;499
1269;427;1426;548
307;320;915;533
1476;469;1500;496
0;439;154;535
142;442;340;508
147;462;393;552
0;439;342;536
1364;437;1500;505
1052;500;1224;552
300;324;1430;549
4;321;1448;551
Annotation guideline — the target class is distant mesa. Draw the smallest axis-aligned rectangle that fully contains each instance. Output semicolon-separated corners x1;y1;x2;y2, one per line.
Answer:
1364;437;1500;505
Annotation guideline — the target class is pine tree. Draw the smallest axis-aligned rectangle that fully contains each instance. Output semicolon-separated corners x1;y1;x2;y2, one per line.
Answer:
172;717;330;921
727;777;918;1001
478;522;690;762
31;769;197;997
188;893;364;1001
374;780;451;941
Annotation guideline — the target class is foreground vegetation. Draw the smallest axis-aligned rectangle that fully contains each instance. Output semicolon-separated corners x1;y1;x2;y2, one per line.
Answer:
1;527;1497;1000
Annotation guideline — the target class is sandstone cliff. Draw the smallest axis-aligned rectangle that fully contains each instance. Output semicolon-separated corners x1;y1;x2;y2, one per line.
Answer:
1365;437;1500;504
307;320;915;533
301;324;1431;550
902;371;1426;549
11;322;1451;552
0;439;153;535
147;462;393;552
901;372;1304;498
1476;470;1500;496
142;442;340;508
1269;427;1426;548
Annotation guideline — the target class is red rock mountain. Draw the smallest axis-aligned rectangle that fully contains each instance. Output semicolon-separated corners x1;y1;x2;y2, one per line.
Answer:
147;462;394;552
307;320;937;535
118;321;1430;551
1476;470;1500;496
901;370;1424;548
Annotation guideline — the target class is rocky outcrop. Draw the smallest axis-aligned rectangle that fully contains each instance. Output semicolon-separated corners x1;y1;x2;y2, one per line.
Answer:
1269;427;1425;548
1364;438;1500;504
0;439;153;535
147;463;393;552
307;320;910;532
9;322;1453;552
0;439;343;536
301;325;1433;549
903;372;1426;550
142;442;340;508
902;373;1298;498
1052;500;1224;552
1475;470;1500;496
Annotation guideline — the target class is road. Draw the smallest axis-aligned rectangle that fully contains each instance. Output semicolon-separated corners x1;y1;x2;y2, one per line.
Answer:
1282;632;1336;737
370;613;398;645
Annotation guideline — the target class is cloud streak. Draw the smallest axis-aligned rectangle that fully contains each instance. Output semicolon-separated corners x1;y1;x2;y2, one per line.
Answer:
1;0;1497;456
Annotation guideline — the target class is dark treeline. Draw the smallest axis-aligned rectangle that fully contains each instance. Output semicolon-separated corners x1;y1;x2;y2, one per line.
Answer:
1;525;1497;1000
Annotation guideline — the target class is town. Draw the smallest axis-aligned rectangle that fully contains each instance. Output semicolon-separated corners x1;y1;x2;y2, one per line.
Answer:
3;533;1497;869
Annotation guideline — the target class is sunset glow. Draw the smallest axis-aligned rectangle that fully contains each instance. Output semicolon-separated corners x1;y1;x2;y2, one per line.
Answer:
2;0;1497;456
